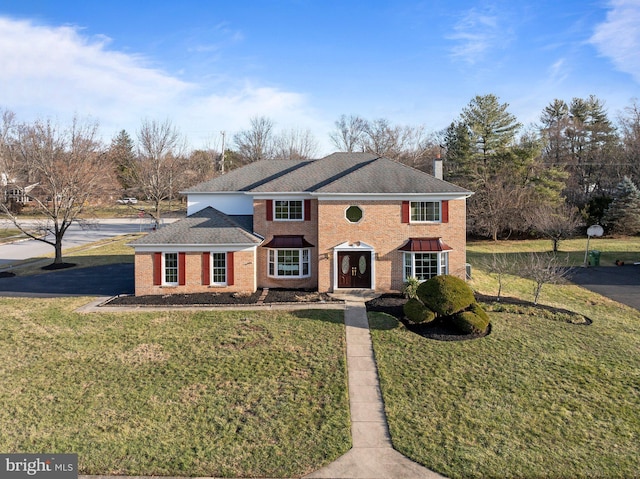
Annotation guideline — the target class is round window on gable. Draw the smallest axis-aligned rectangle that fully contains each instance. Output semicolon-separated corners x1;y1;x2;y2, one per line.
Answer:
345;205;363;223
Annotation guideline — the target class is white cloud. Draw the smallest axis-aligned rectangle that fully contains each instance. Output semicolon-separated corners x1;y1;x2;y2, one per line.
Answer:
548;58;569;84
0;16;326;151
590;0;640;83
448;7;510;65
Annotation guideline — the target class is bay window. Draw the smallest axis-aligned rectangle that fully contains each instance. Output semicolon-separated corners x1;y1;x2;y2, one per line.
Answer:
268;249;310;278
404;252;448;281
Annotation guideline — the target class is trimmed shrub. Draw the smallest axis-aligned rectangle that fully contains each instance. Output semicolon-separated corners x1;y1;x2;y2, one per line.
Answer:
451;309;490;335
403;298;436;324
469;302;490;323
417;275;475;316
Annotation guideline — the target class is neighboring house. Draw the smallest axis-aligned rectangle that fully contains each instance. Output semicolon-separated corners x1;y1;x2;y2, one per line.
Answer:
130;152;472;296
3;182;39;204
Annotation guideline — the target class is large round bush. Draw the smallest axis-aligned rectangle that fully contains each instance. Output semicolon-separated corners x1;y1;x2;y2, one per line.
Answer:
403;298;436;323
417;275;475;316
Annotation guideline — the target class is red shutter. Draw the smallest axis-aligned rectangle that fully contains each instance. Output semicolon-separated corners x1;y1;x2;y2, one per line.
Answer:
202;252;210;285
304;199;311;221
227;252;234;286
402;201;410;223
153;252;162;285
178;252;186;285
266;200;273;221
441;200;449;223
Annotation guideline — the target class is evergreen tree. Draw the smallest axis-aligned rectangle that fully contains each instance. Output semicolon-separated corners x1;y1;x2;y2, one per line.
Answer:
603;176;640;235
442;120;473;183
540;95;619;208
108;130;136;190
460;93;521;185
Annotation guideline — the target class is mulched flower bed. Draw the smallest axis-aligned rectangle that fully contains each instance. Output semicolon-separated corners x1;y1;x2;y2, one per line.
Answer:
104;288;340;307
41;262;76;271
366;293;489;341
366;292;590;342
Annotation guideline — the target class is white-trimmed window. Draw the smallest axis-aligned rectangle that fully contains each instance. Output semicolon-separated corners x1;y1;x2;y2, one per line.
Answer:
164;252;179;285
410;201;440;222
403;252;448;281
268;249;310;278
211;252;227;285
275;200;303;220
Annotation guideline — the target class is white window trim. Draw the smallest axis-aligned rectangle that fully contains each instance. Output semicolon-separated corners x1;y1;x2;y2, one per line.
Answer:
163;252;179;286
403;251;449;281
344;205;364;223
410;200;441;223
268;248;311;278
210;251;228;286
274;199;304;221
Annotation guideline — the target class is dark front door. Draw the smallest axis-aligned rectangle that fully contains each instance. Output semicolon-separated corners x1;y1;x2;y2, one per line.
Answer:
337;252;371;288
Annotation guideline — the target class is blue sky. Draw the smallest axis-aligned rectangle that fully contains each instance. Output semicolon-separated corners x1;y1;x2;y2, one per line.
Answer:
0;0;638;155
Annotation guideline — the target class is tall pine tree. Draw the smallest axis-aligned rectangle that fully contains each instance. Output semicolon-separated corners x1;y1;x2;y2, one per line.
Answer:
603;176;640;235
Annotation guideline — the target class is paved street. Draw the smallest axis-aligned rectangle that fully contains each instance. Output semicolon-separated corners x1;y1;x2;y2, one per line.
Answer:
0;218;173;266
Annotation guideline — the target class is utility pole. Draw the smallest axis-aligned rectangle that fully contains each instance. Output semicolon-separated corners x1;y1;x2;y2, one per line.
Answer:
220;131;226;174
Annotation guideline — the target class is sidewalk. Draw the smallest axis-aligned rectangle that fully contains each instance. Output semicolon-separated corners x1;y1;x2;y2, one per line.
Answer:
306;295;445;479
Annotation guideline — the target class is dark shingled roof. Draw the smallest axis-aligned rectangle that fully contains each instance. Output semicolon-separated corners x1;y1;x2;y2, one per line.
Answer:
183;152;472;195
183;160;311;193
130;207;261;246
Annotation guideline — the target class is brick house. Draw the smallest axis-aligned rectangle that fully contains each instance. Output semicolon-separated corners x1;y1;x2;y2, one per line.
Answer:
130;152;472;296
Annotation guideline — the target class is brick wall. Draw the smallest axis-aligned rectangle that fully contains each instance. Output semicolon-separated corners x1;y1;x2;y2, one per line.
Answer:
316;199;467;292
134;197;467;295
134;250;256;296
253;199;319;289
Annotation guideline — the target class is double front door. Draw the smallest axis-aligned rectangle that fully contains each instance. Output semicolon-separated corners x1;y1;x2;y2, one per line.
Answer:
337;252;371;288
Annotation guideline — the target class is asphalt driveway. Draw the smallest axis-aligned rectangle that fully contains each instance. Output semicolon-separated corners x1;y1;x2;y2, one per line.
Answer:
567;264;640;311
0;263;134;297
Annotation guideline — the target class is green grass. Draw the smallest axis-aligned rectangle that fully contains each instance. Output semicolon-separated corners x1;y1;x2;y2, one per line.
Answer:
0;228;29;243
0;298;350;477
16;199;186;219
369;237;640;478
467;236;640;267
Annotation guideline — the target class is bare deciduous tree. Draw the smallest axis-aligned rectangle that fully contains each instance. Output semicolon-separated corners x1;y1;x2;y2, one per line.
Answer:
526;203;582;252
521;252;569;305
129;119;184;223
233;116;275;163
0;116;114;265
330;114;367;152
273;128;318;160
469;178;529;241
0;109;24;195
479;252;516;301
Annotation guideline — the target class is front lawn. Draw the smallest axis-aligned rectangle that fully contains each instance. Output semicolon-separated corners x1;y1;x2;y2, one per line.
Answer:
369;239;640;479
0;297;349;477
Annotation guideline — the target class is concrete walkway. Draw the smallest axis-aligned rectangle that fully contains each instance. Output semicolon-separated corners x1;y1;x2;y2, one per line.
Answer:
306;296;445;479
